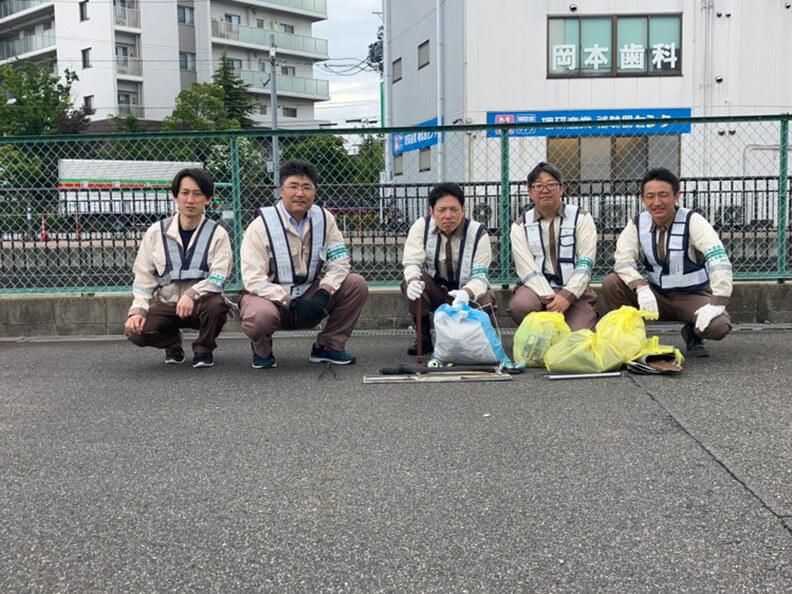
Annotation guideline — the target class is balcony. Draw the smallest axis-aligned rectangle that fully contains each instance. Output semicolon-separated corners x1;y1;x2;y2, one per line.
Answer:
115;5;140;28
234;0;327;18
118;103;143;118
0;0;46;20
0;28;53;60
239;70;329;100
116;56;142;77
211;20;328;60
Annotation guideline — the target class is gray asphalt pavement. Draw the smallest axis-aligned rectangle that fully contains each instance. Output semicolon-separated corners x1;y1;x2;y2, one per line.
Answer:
2;328;792;592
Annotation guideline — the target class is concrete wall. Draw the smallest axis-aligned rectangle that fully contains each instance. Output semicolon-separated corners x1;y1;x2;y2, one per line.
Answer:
2;283;790;338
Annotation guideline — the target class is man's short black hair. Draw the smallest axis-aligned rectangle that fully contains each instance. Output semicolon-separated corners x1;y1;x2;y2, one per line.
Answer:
428;182;465;209
526;161;564;187
172;168;214;199
280;159;319;186
641;168;680;195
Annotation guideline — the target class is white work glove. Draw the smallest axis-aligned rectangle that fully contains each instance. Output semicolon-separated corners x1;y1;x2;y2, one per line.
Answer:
406;280;425;301
448;289;470;308
694;304;726;332
636;285;659;314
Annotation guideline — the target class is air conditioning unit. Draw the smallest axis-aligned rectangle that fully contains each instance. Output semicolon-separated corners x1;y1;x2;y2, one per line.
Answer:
272;20;280;29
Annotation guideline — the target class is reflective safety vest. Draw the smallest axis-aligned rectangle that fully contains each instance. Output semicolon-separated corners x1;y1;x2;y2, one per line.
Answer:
523;204;579;287
423;216;487;290
638;207;710;293
156;216;218;286
259;204;327;297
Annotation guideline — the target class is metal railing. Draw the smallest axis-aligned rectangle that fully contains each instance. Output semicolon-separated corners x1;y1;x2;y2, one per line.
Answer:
0;0;45;19
210;19;328;58
0;27;53;60
115;6;140;28
238;70;329;99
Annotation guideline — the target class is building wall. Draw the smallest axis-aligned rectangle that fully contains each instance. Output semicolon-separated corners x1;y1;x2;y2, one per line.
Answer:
139;3;181;121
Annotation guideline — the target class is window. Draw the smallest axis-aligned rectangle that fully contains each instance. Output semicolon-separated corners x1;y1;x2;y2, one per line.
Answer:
224;14;241;25
257;19;265;29
179;52;196;71
548;14;681;78
281;65;296;76
177;5;194;25
392;57;402;82
418;40;430;69
283;106;297;118
419;147;431;171
83;95;94;110
259;104;268;115
279;23;295;34
547;135;681;194
258;60;267;73
230;58;243;70
82;48;91;69
79;1;89;21
393;154;403;176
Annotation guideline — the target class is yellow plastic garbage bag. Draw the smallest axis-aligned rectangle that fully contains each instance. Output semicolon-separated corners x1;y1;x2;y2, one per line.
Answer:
545;329;625;374
595;306;659;363
513;311;571;367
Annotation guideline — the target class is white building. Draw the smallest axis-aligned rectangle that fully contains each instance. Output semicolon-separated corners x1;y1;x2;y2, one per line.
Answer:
383;0;792;185
0;0;330;129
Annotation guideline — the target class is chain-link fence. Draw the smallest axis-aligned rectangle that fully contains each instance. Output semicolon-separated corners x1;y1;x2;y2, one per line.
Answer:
0;114;789;293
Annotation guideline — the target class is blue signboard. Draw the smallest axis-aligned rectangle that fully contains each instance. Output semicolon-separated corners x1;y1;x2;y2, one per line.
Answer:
392;117;441;155
486;108;692;137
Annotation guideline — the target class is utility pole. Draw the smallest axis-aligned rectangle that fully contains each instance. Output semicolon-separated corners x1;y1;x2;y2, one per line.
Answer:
270;33;280;189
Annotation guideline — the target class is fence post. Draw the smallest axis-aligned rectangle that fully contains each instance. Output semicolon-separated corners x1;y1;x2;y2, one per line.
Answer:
229;136;244;287
779;116;789;282
498;128;511;285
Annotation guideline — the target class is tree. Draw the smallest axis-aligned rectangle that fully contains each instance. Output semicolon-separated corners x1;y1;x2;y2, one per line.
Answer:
353;135;384;184
281;135;358;185
213;53;256;129
161;82;240;132
0;60;89;136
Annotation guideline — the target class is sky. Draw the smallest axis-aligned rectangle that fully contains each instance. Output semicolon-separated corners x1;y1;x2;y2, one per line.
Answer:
312;0;384;128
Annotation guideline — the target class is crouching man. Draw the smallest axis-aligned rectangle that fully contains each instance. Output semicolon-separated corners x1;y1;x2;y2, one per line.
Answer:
239;159;368;368
602;168;733;356
125;168;232;368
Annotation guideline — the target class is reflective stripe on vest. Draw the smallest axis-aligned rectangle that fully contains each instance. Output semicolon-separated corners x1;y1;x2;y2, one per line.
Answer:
259;204;327;297
638;207;710;292
156;216;218;286
523;204;579;287
423;217;486;290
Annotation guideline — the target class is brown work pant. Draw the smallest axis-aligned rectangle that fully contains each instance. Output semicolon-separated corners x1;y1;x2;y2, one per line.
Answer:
127;293;230;354
400;272;497;319
602;273;732;340
507;284;598;331
240;273;368;358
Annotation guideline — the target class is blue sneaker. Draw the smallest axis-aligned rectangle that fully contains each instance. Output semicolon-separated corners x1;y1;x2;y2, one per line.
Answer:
192;352;214;368
252;344;277;369
165;348;185;365
309;342;356;365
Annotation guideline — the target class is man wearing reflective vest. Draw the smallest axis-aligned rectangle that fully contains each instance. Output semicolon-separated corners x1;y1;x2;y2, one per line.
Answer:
508;162;598;331
603;167;732;357
401;182;495;355
125;168;232;368
239;159;368;368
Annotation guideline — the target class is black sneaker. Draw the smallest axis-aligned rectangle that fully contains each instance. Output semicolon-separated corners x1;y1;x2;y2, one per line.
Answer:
192;352;214;368
407;338;434;356
165;348;185;365
251;343;277;369
681;323;709;357
309;342;356;365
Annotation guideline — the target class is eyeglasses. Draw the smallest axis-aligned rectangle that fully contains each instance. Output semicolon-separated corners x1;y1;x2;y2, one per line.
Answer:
530;182;561;192
283;183;316;192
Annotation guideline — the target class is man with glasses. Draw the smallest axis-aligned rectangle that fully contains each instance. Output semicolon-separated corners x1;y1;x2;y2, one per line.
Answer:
602;168;732;356
508;162;598;331
402;182;495;355
125;168;232;368
239;159;368;368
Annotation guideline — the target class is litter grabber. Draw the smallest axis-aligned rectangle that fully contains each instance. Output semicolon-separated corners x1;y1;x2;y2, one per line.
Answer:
380;362;524;376
544;371;624;380
363;372;513;384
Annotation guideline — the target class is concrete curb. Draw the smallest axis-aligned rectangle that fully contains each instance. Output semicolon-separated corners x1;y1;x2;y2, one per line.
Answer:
1;282;790;338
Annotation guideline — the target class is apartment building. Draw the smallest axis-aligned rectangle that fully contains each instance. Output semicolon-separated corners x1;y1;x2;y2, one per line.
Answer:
0;0;330;129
